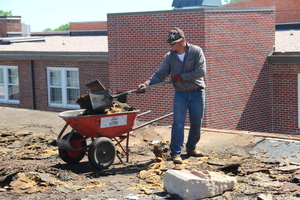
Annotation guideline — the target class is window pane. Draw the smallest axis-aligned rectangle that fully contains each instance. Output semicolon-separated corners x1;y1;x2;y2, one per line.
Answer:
50;88;62;103
9;85;19;100
0;85;4;98
67;88;79;104
0;69;3;83
8;68;18;84
50;70;61;86
67;71;79;87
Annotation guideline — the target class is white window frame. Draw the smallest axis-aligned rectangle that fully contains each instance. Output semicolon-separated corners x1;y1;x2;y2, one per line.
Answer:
298;74;300;128
0;66;20;104
47;67;80;109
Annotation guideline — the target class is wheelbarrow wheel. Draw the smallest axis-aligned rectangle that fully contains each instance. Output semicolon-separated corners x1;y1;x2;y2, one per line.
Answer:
88;137;116;170
59;132;87;164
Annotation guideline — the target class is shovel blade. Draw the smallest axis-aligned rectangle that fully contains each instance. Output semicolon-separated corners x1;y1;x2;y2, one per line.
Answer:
86;79;106;91
89;90;113;110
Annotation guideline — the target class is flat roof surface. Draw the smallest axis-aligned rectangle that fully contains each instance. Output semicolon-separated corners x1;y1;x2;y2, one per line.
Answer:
0;29;299;54
275;29;300;52
0;36;108;52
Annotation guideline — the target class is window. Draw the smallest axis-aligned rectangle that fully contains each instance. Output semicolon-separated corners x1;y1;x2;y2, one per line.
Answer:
47;67;80;108
0;66;19;104
298;74;300;128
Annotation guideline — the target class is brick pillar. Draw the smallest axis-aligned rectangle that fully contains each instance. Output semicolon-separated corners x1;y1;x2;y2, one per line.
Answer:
0;16;21;37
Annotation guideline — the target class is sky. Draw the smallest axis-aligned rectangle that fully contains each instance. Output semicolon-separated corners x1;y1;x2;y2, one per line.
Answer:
1;0;226;32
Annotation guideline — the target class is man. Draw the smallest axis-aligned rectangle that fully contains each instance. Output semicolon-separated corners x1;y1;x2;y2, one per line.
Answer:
138;27;206;164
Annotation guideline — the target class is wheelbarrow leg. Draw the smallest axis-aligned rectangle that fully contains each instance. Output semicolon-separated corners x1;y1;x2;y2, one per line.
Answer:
114;132;130;163
57;122;69;140
126;132;129;162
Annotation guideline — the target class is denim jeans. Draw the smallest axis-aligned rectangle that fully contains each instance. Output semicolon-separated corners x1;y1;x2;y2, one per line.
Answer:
170;90;205;156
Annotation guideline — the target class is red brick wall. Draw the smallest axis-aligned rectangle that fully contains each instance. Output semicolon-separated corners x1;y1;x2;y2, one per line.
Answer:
0;17;21;37
7;19;21;32
107;9;276;132
270;63;300;135
203;10;275;132
107;12;205;125
0;60;109;112
223;0;300;24
70;21;107;31
0;20;8;37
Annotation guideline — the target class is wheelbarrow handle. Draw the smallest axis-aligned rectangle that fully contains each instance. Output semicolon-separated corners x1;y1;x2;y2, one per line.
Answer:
112;80;171;98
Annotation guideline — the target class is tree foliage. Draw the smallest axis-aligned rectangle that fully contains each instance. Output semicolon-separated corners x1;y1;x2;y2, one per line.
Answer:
0;10;12;16
43;23;70;32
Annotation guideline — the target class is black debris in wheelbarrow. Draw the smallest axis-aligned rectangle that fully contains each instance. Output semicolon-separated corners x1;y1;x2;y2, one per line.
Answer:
76;94;92;110
76;94;106;115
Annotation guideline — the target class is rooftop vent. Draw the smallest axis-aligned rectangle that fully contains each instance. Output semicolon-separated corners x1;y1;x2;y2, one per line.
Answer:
172;0;222;9
22;23;31;37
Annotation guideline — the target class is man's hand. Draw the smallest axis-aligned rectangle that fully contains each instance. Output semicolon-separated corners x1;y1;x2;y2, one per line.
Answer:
138;82;148;89
138;82;148;93
172;75;182;82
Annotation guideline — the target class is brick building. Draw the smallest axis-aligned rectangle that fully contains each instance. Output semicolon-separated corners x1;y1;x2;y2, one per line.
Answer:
0;0;300;135
107;7;276;133
223;0;300;134
0;18;109;112
223;0;300;24
70;21;107;31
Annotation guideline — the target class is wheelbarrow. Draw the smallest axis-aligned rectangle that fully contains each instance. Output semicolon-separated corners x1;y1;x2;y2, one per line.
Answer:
57;109;173;170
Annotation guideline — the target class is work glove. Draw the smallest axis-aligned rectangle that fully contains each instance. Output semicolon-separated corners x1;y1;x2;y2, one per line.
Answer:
172;75;182;82
138;82;148;93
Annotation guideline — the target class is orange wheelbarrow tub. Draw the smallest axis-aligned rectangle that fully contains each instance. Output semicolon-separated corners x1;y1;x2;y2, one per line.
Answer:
57;109;173;170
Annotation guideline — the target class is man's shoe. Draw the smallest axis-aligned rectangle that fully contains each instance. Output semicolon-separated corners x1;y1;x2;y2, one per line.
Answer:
171;155;183;164
187;149;204;157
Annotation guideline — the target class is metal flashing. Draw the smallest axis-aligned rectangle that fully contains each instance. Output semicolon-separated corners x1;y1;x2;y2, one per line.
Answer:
0;51;108;62
0;37;45;45
268;52;300;64
107;7;276;17
0;16;21;20
31;31;70;37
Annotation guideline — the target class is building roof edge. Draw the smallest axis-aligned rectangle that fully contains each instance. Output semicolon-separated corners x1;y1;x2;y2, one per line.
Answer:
268;52;300;64
0;51;108;62
107;7;276;17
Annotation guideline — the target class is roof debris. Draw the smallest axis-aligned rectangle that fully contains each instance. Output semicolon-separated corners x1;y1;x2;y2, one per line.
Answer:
0;108;300;199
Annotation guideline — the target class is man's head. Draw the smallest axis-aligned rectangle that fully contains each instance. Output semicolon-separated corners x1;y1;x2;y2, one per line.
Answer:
167;27;185;45
167;27;186;54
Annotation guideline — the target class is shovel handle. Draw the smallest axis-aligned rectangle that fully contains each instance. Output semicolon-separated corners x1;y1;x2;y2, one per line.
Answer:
113;80;171;98
144;80;172;90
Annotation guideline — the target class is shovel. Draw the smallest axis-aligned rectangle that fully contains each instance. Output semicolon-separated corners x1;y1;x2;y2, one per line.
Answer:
89;80;171;110
85;79;106;91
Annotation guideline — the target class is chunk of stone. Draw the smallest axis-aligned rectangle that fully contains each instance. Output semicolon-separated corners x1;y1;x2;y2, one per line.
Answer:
164;170;237;200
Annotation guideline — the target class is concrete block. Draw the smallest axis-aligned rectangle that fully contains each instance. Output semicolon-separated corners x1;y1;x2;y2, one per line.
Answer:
164;170;237;200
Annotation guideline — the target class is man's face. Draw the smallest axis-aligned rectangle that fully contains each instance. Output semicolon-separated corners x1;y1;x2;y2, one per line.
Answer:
169;40;182;53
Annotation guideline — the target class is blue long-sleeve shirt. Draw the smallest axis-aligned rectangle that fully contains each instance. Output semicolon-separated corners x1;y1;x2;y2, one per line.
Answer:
147;43;206;91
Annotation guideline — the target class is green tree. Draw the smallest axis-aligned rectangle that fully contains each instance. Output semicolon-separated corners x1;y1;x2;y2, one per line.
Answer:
43;23;70;32
43;28;52;32
0;10;12;16
54;23;70;31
